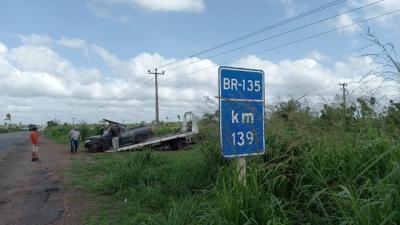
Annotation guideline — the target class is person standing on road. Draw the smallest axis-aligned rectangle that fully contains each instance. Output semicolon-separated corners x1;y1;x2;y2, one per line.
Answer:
30;127;39;161
110;124;120;153
68;128;81;154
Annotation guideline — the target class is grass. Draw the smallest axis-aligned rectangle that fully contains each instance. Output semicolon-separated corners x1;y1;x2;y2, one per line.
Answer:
69;147;214;225
68;133;400;224
0;127;24;134
44;123;100;145
53;98;400;224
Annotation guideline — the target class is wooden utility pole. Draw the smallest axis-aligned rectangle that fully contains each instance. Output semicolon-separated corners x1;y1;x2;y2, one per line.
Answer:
238;157;246;185
148;68;164;127
72;116;75;126
339;82;347;107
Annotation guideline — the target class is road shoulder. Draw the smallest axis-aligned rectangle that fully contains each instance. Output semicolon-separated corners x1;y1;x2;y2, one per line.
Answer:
0;134;89;225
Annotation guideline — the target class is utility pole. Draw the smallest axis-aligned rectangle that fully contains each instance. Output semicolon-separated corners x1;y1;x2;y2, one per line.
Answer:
72;116;75;126
339;82;347;107
148;68;164;128
339;82;348;126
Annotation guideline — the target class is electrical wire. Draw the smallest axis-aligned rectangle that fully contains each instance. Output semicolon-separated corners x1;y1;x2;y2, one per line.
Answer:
157;8;400;86
84;0;349;116
82;4;400;122
162;0;383;73
155;0;347;70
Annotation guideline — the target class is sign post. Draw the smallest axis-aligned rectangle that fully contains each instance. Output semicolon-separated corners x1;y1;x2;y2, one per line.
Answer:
218;66;265;184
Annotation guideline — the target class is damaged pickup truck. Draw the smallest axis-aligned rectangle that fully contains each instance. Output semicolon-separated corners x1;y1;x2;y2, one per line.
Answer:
84;121;153;152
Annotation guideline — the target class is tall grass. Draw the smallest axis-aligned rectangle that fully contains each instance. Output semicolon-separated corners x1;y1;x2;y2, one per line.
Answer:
62;98;400;225
70;148;213;224
44;123;100;145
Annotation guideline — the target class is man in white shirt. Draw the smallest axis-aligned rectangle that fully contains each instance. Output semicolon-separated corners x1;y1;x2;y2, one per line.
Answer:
68;128;81;154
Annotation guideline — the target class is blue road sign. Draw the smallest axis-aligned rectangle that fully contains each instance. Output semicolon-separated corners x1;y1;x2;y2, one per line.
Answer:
219;66;265;158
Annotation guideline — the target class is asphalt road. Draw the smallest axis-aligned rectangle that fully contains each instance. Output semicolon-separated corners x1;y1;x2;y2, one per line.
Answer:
0;131;29;151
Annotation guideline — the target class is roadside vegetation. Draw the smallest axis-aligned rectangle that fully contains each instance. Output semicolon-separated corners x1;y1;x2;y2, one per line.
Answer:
44;121;182;147
58;95;400;225
46;30;400;223
44;123;100;145
0;127;24;134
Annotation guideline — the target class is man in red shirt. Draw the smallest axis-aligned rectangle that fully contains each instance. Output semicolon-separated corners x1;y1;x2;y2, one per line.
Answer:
30;127;39;161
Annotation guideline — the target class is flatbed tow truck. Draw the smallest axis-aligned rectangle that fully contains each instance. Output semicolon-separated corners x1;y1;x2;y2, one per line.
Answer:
105;112;199;153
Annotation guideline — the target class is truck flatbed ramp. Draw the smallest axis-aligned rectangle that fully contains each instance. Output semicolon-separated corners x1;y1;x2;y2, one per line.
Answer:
105;132;197;152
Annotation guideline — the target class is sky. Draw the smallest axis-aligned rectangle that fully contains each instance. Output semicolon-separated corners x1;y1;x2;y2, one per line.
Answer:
0;0;399;125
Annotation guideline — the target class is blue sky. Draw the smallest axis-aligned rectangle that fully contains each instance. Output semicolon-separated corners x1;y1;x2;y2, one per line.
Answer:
0;0;399;124
1;0;379;60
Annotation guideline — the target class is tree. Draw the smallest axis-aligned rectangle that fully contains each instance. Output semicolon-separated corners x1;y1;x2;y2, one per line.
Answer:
356;97;376;119
387;100;400;125
47;120;58;127
4;113;11;126
4;113;11;122
362;28;400;84
274;99;311;121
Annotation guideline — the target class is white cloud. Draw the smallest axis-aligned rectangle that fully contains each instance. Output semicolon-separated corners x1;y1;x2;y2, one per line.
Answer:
359;0;400;31
8;45;70;74
0;71;71;98
87;0;205;22
334;12;362;35
0;34;397;124
333;0;400;35
19;34;53;46
307;50;331;61
274;0;297;16
350;0;398;14
86;1;131;22
132;0;205;12
232;54;396;104
0;42;7;54
272;0;307;17
57;38;89;49
0;35;218;124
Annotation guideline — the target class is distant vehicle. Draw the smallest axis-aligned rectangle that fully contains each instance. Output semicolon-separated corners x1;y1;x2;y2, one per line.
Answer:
84;126;153;152
28;124;38;131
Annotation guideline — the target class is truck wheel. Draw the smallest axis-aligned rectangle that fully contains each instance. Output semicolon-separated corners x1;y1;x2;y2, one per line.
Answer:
135;134;147;143
170;140;186;150
88;146;96;153
88;144;103;153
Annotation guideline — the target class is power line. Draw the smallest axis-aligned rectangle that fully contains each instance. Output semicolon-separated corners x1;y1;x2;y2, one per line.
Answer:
83;6;400;121
157;8;400;86
85;0;348;116
86;7;399;118
85;77;155;116
84;72;154;115
162;0;383;73
155;0;347;70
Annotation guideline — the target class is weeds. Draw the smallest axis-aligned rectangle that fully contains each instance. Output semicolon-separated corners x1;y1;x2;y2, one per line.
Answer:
61;97;400;225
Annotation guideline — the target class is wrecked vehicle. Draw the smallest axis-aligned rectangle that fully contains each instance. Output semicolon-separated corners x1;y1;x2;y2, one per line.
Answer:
84;126;153;152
